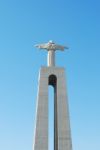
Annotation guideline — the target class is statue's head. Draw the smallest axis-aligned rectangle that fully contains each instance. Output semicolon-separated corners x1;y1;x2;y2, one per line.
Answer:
48;40;55;44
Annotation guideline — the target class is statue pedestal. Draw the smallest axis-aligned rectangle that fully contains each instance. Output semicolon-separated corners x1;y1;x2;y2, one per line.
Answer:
33;67;72;150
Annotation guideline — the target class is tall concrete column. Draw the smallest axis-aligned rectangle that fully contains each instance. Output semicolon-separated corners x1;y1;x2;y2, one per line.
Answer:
33;67;72;150
33;69;48;150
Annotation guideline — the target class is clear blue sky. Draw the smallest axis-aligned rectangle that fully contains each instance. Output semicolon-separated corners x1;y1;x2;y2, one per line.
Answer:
0;0;100;150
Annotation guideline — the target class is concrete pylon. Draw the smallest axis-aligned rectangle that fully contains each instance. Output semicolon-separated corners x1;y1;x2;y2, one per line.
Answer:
33;67;72;150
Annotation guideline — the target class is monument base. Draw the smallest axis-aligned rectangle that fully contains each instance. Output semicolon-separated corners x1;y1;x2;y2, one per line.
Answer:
33;67;72;150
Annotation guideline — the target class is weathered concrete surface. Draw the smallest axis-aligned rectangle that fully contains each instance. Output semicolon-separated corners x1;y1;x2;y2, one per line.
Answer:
33;67;72;150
